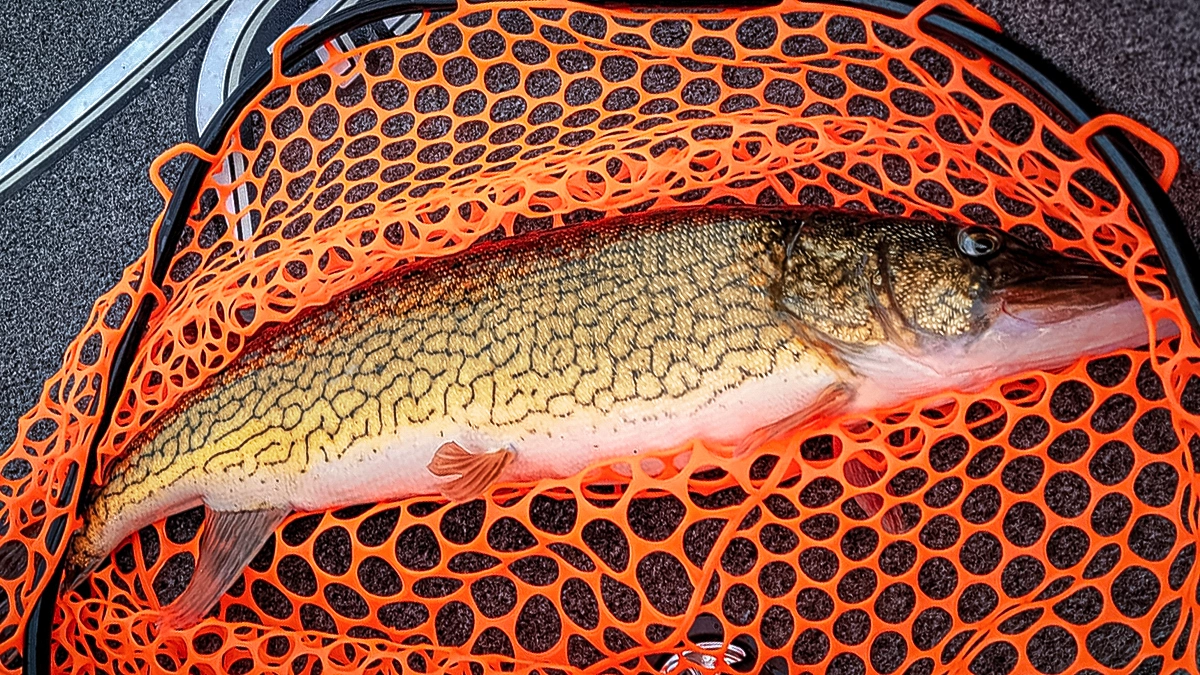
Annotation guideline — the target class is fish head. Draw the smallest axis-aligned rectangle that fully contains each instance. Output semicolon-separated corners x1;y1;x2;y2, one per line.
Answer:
776;212;1153;399
966;226;1135;327
871;219;1138;341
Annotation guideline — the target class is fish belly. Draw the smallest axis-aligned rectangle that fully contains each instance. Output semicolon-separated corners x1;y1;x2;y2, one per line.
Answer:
290;358;839;510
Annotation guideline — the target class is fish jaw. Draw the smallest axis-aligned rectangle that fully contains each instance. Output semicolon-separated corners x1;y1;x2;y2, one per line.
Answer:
843;296;1157;412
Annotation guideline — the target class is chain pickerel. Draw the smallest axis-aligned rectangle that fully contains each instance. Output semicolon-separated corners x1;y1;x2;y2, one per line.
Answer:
65;207;1153;626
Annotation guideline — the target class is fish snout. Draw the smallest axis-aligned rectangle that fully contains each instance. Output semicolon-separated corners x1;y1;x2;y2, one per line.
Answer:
988;248;1136;328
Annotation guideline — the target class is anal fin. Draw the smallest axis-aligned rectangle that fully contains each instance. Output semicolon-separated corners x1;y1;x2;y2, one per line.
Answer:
159;508;288;628
428;442;515;502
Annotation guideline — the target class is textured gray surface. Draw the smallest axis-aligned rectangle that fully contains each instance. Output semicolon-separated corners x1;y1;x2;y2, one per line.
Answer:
975;0;1200;237
0;0;198;449
0;0;176;150
0;0;1198;450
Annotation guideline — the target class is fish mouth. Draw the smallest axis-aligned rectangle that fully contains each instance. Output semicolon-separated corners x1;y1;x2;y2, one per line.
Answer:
988;251;1136;328
996;273;1134;326
914;250;1160;389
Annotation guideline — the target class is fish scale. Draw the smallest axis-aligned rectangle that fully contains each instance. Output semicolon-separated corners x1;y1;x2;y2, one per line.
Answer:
73;210;816;583
66;206;1151;629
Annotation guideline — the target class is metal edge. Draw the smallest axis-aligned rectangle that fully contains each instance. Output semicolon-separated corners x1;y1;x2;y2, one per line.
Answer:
24;0;1196;672
0;0;230;204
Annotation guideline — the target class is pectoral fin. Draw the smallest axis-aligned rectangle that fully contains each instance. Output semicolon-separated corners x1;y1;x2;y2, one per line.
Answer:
734;382;853;458
159;508;288;628
428;442;515;502
736;383;894;528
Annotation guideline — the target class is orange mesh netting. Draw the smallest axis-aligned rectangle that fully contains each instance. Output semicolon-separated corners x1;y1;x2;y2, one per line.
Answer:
0;0;1196;674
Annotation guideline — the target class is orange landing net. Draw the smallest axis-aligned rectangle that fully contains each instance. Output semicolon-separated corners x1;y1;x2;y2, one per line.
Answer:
0;1;1196;674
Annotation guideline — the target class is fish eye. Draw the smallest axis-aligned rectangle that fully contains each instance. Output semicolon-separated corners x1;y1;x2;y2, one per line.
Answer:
958;227;1002;258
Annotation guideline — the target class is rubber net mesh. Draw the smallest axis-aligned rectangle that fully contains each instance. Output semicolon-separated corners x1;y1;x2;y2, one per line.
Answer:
0;1;1195;674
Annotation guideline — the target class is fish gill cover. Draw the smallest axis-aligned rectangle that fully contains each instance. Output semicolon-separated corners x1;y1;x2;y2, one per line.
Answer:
0;0;1195;674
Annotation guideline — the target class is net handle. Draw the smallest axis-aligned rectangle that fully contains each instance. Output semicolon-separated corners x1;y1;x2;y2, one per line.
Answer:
1074;113;1180;192
901;0;1003;36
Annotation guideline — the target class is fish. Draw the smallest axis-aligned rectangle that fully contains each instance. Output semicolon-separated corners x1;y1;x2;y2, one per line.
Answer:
63;206;1153;627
